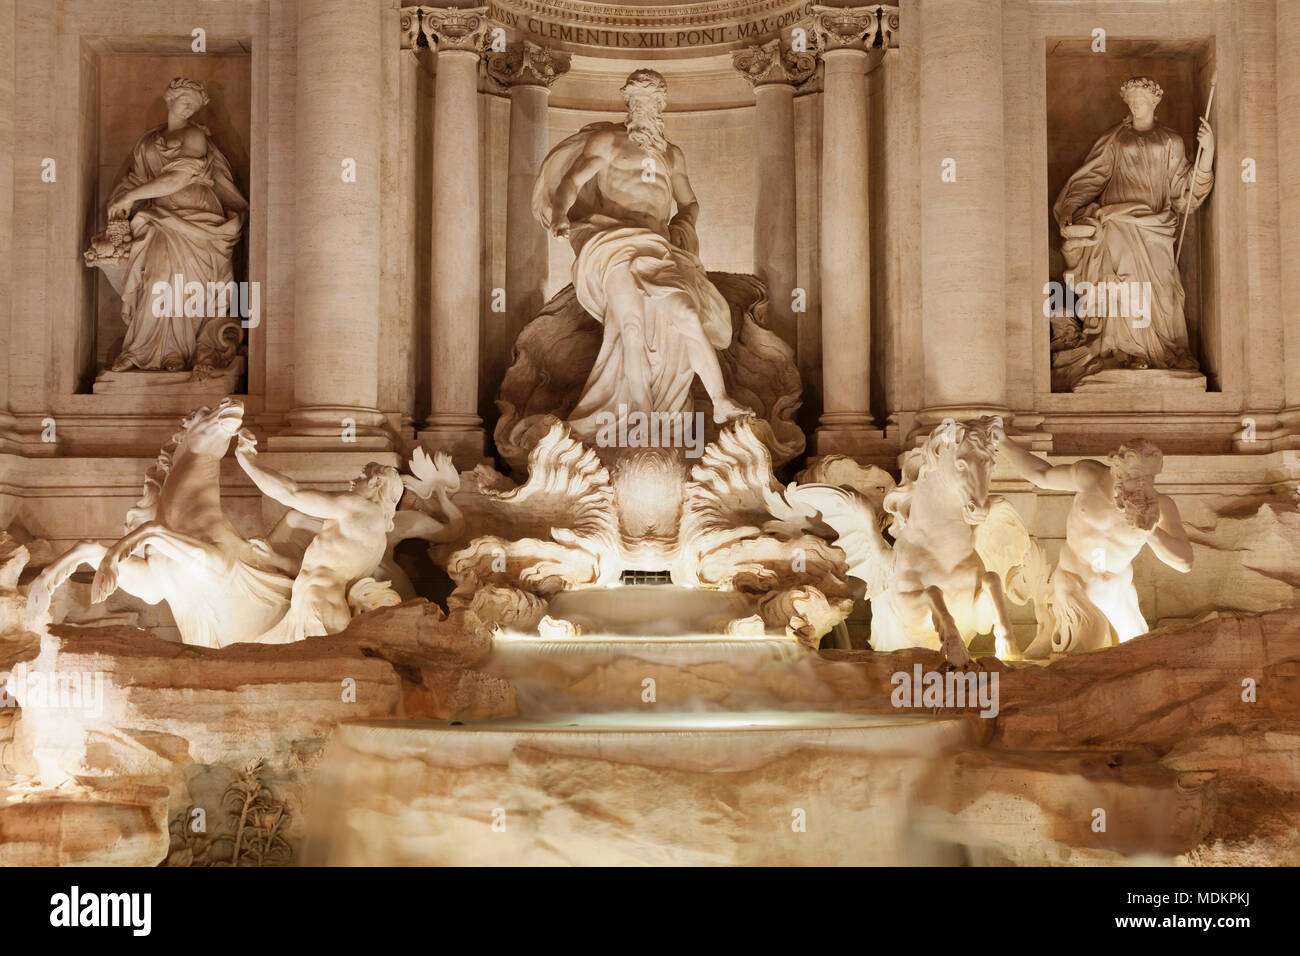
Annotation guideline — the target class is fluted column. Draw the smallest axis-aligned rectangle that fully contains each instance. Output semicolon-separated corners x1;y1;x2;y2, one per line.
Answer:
487;41;571;387
917;0;1007;422
732;39;814;351
283;0;389;449
420;7;489;464
811;7;881;457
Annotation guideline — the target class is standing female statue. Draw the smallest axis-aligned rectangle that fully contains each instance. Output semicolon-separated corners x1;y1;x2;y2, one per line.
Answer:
94;77;246;374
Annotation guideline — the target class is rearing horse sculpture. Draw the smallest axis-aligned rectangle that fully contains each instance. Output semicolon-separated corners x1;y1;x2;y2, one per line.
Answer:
783;416;1013;666
27;399;298;648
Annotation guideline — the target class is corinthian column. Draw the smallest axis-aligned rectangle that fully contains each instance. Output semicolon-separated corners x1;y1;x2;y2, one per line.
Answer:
281;0;389;449
811;6;883;457
487;41;571;385
917;0;1006;421
420;7;489;464
732;39;815;351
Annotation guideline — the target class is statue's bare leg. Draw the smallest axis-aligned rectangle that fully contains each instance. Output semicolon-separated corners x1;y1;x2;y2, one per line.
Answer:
605;270;655;411
660;290;750;422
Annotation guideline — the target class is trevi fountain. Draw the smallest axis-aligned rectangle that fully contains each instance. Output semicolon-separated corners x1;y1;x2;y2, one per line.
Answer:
0;0;1297;876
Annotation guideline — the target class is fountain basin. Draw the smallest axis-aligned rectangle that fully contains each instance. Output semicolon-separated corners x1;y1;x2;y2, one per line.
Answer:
302;712;974;865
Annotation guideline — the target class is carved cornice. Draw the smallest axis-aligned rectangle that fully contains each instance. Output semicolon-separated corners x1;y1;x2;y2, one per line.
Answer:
491;0;809;32
732;38;816;87
809;4;898;52
399;2;898;57
401;6;491;53
486;40;572;89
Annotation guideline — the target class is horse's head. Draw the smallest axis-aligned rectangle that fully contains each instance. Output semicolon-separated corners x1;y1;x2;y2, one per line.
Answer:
177;398;245;458
945;416;1003;525
890;416;1004;531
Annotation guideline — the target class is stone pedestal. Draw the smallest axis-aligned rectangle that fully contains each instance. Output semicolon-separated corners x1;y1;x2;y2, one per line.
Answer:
92;356;247;396
1073;369;1208;394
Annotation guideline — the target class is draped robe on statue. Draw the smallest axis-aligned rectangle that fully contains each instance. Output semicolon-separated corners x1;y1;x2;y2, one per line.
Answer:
531;122;732;440
1052;119;1213;379
112;125;247;371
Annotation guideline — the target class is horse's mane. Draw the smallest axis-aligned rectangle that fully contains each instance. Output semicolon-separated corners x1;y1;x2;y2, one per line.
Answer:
884;417;1003;535
123;406;208;532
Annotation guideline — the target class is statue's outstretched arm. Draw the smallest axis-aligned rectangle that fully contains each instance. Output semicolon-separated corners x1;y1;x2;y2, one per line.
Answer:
1148;495;1194;573
998;436;1084;492
236;430;344;520
107;128;209;218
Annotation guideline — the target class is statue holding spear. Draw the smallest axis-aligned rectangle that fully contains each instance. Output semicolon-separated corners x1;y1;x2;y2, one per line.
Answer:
1052;76;1216;384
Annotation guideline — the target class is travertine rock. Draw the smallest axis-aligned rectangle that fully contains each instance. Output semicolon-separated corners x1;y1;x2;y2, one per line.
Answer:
2;600;514;864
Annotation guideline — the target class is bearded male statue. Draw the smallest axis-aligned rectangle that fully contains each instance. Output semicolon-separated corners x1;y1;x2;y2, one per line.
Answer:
998;437;1193;655
532;69;751;441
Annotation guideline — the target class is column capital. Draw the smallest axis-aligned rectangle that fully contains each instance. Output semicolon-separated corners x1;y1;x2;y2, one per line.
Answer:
401;5;491;53
731;38;816;88
487;40;572;90
809;4;898;53
399;7;423;50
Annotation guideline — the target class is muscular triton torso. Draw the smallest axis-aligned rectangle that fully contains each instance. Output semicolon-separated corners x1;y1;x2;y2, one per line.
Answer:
556;127;693;244
1061;477;1154;578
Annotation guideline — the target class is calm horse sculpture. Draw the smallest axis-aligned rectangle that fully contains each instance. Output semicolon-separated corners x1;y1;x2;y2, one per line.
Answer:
785;416;1013;666
27;400;298;647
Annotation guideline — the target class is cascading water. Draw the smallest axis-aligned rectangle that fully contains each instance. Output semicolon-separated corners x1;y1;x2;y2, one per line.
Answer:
302;587;976;865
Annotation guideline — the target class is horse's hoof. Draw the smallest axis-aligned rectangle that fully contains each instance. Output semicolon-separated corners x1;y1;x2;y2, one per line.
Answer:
90;568;116;605
941;639;972;670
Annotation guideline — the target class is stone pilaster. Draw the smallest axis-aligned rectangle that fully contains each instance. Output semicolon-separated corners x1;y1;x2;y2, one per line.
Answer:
916;0;1007;428
732;39;814;352
280;0;390;450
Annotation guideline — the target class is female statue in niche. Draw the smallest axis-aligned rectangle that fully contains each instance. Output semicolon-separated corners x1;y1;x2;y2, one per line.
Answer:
93;77;246;375
1052;76;1214;388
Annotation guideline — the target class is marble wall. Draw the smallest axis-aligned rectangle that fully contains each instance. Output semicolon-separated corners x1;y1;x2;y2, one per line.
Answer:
3;0;1300;639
